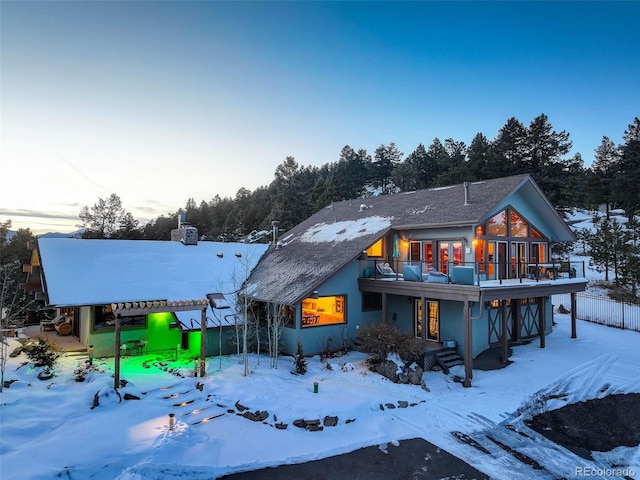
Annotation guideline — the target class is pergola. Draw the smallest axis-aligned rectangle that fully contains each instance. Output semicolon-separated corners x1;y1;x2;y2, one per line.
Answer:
110;299;210;389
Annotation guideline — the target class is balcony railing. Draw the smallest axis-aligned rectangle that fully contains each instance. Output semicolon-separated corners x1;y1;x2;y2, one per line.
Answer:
360;258;585;286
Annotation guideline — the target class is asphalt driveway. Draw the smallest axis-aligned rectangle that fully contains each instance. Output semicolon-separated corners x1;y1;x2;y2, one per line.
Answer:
218;437;489;480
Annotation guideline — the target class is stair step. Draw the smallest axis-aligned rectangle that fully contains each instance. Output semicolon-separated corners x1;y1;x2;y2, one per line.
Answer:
441;359;464;366
64;351;89;357
433;348;464;373
436;352;458;360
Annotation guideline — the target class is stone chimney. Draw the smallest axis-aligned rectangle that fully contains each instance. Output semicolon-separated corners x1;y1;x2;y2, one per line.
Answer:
171;214;198;246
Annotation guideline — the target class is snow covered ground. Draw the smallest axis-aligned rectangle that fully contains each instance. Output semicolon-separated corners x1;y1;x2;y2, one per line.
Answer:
1;312;639;480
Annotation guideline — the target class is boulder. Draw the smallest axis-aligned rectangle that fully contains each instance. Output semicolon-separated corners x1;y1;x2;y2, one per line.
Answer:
408;371;422;385
375;360;400;383
323;415;338;427
235;401;249;412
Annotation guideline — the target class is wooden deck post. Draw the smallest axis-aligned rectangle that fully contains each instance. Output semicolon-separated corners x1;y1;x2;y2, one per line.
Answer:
114;314;121;390
462;300;472;388
571;292;577;338
539;297;546;349
513;299;521;342
200;307;207;377
501;300;509;363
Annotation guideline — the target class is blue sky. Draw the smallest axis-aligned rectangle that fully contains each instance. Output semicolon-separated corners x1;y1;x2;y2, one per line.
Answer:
2;1;638;234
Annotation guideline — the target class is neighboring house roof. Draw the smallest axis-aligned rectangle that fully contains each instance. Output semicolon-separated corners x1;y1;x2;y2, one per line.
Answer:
37;238;268;321
245;174;576;305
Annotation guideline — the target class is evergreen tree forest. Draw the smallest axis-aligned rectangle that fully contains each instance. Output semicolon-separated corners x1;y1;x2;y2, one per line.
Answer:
134;114;638;243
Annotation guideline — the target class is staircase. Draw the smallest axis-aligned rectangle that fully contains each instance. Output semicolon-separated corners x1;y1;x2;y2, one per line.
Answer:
433;348;464;374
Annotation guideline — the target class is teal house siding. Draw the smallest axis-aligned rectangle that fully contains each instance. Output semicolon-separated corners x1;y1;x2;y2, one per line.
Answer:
282;260;386;356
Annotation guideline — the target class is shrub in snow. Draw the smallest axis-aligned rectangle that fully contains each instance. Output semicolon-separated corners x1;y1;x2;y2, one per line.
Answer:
358;323;427;366
293;340;307;375
24;336;59;370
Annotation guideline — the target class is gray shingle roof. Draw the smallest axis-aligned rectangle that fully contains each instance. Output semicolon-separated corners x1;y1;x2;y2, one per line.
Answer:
245;174;564;305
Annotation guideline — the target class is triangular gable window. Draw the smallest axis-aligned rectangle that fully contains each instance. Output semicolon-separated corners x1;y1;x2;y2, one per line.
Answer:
486;207;544;239
510;210;528;238
366;239;383;257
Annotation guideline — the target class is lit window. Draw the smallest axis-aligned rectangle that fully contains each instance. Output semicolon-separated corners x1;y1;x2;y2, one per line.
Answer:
487;211;507;236
301;295;346;327
510;210;528;237
366;239;383;257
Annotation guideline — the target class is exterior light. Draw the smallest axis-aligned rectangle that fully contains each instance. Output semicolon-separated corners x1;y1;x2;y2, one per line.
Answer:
88;345;94;366
168;413;175;431
472;238;479;248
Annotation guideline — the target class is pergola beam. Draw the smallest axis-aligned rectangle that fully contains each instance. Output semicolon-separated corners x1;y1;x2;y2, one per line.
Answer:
111;299;209;317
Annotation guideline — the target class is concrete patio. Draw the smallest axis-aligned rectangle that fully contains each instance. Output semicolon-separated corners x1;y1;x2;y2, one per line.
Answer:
22;325;87;354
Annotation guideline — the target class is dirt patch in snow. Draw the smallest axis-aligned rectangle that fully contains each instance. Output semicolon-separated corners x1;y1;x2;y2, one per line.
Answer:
527;393;640;459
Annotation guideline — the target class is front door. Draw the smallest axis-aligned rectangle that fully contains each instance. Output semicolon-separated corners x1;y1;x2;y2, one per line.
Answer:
415;299;439;341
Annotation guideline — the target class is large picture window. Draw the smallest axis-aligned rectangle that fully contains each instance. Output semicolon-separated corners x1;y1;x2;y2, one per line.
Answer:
301;295;346;327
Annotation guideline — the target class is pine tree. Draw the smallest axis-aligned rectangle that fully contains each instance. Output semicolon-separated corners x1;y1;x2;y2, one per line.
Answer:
617;219;640;296
587;214;614;282
587;214;627;284
614;117;640;221
488;117;528;178
525;114;573;207
467;132;491;180
394;144;427;191
293;340;307;375
372;142;403;194
435;138;468;185
590;136;619;218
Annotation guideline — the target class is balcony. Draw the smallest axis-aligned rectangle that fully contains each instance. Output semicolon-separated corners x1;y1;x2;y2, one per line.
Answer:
358;259;588;303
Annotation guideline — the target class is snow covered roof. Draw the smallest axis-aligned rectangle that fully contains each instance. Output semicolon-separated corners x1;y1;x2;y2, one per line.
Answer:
37;238;268;315
245;174;576;305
